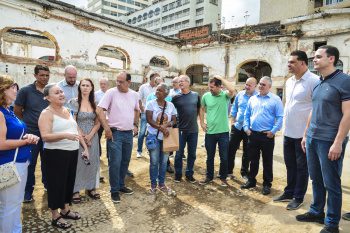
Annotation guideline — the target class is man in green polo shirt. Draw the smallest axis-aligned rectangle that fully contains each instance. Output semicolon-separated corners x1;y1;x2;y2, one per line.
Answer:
199;76;235;187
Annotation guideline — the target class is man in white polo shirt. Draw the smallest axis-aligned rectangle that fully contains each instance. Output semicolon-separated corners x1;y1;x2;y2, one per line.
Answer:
273;50;319;210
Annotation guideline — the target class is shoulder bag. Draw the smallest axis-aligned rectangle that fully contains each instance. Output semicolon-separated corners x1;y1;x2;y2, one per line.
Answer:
0;129;24;190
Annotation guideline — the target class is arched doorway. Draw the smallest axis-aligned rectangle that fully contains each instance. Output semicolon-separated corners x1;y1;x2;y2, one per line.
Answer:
185;64;209;85
237;60;272;83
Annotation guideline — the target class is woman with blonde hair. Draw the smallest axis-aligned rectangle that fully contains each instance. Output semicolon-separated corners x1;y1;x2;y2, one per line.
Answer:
38;83;89;229
0;75;39;233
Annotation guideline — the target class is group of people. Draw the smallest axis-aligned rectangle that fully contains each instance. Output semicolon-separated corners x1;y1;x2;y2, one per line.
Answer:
0;45;349;233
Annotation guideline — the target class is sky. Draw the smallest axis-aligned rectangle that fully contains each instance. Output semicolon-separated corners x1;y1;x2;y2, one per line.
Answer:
61;0;260;28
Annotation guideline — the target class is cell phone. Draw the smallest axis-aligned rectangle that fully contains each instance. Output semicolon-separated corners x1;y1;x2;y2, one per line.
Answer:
81;152;90;165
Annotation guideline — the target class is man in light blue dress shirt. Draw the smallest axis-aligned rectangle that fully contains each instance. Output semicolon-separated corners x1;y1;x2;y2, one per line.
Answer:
241;76;284;195
228;77;257;180
57;65;79;108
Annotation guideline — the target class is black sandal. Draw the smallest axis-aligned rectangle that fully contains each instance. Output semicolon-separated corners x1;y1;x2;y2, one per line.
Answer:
60;210;81;220
72;192;81;204
86;189;100;199
52;216;72;229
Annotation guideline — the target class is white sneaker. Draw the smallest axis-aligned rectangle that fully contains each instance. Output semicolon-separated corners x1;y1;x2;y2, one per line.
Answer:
136;152;142;158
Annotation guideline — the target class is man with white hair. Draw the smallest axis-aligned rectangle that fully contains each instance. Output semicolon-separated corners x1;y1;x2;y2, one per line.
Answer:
57;65;79;107
241;76;284;195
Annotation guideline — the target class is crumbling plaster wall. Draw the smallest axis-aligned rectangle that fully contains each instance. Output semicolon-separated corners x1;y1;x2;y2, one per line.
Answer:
0;0;179;88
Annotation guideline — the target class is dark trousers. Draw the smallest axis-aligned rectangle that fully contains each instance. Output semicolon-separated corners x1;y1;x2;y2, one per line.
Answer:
205;132;229;180
247;131;274;187
98;126;104;157
42;149;78;210
228;125;249;176
24;138;47;197
174;131;198;178
283;136;308;200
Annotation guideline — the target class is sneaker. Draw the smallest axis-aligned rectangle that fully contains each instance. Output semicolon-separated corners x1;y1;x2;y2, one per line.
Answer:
240;181;256;189
296;212;325;224
227;174;235;180
220;179;229;187
111;192;120;203
136;152;142;158
286;199;303;210
185;176;196;184
199;178;213;185
119;187;134;195
167;165;174;174
342;212;350;221
262;186;271;195
320;226;339;233
149;185;157;194
273;193;293;202
174;176;182;183
158;185;176;196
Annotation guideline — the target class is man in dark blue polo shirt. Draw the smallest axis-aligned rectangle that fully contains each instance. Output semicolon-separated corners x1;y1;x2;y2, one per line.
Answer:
172;75;200;183
14;65;50;203
296;45;350;233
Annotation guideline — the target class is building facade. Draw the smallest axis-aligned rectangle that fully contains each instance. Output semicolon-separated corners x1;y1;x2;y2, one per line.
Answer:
260;0;350;23
88;0;151;19
122;0;222;38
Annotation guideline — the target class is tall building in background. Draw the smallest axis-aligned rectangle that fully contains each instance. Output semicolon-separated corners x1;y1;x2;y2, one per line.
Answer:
87;0;151;19
260;0;349;23
122;0;222;38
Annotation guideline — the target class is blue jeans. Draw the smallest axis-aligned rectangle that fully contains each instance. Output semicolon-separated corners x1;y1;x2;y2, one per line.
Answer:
175;131;198;178
107;130;133;193
24;138;47;198
137;113;147;153
149;139;169;186
205;132;229;180
283;136;308;200
306;136;348;228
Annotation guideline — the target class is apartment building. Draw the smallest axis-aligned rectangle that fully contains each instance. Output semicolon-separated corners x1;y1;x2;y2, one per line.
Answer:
122;0;222;38
87;0;151;19
260;0;350;23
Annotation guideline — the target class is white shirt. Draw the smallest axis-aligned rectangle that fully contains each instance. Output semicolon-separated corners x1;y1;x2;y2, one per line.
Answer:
94;90;106;104
283;70;319;138
138;83;156;112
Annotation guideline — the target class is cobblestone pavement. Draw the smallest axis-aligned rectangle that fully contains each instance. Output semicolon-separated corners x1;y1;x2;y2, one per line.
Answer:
22;133;350;233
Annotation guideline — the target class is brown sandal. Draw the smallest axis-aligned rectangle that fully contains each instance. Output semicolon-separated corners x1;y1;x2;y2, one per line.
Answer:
52;216;72;229
86;189;100;199
72;192;81;204
60;210;81;220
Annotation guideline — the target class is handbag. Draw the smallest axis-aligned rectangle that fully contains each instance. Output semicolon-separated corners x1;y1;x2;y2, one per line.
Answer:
146;101;166;151
0;129;24;190
163;127;179;152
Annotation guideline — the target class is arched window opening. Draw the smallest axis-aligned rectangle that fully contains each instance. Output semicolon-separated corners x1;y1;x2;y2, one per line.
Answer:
1;28;57;62
237;60;272;83
185;64;209;84
96;46;130;70
149;56;169;68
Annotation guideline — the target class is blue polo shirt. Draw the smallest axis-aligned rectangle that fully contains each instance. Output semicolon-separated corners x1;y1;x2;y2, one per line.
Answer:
231;90;257;130
307;70;350;141
14;82;49;135
243;92;284;134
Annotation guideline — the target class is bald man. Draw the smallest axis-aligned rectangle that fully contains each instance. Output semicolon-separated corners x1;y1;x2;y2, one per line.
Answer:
57;65;79;107
227;77;257;180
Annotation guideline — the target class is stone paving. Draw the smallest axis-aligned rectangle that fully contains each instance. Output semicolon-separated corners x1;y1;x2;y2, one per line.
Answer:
21;133;350;233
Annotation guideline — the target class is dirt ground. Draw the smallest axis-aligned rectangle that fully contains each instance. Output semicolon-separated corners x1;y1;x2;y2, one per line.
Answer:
22;130;350;233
